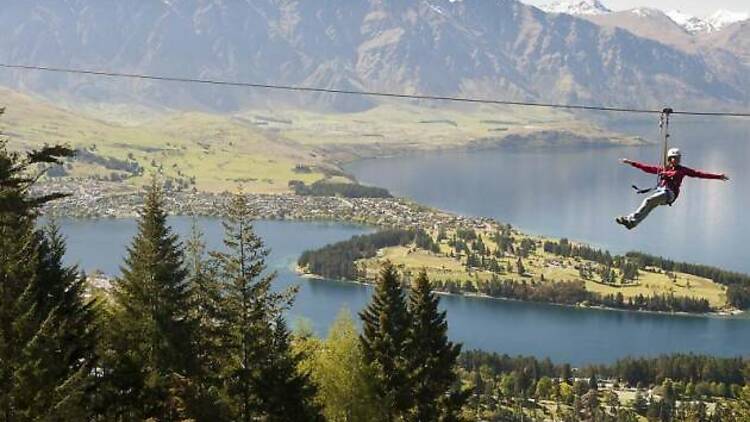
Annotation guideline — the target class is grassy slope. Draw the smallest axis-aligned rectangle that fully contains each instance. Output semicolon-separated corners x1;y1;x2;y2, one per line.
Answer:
1;88;644;193
240;103;646;162
358;229;728;309
0;88;327;193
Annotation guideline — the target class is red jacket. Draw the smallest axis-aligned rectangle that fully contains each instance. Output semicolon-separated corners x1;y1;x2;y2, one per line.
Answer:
628;161;723;198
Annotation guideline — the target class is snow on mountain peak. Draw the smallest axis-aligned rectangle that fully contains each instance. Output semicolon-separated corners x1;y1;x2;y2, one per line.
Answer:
533;1;748;34
707;9;749;31
629;8;662;18
662;9;748;33
665;10;713;33
539;0;611;16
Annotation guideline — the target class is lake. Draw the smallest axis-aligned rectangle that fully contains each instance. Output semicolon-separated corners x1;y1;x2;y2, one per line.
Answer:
58;216;750;366
347;118;750;273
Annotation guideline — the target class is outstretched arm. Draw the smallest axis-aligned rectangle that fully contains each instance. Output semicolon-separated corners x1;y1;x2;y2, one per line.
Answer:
621;159;661;175
685;167;729;181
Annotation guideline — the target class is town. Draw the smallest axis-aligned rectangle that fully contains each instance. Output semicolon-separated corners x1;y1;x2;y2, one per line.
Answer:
36;179;498;231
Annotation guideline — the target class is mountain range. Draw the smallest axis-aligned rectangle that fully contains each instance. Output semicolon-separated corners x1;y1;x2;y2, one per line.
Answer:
0;0;748;113
538;0;748;33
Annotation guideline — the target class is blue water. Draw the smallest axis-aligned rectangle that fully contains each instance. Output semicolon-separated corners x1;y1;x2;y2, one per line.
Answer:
347;119;750;273
58;216;750;366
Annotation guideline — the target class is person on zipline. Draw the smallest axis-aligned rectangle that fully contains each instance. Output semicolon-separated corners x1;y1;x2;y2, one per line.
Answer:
616;148;729;230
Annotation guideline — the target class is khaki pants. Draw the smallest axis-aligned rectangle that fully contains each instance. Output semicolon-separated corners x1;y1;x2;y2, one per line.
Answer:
626;187;675;228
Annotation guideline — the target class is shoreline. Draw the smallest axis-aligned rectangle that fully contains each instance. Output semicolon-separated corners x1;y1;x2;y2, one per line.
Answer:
291;121;651;169
296;268;745;319
37;179;748;320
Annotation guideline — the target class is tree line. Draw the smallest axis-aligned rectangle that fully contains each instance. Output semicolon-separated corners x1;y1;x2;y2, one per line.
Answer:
298;228;422;280
432;277;711;313
458;350;750;421
289;180;392;198
0;134;466;420
461;350;749;392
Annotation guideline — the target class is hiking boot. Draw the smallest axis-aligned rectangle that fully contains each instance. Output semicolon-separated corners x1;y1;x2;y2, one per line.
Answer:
615;216;634;230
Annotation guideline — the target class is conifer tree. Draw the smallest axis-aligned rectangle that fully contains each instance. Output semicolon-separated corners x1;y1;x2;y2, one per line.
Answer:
210;193;320;422
183;220;229;420
105;177;195;419
359;262;413;421
407;270;468;422
0;131;98;420
255;317;323;422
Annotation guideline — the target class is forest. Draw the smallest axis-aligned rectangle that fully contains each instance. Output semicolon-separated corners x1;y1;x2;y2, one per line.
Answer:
298;228;420;279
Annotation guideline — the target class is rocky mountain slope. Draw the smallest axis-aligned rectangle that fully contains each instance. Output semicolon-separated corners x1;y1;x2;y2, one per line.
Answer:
0;0;748;112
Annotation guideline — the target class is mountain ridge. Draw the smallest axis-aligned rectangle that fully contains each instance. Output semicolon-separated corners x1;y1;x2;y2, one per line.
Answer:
537;0;749;34
0;0;748;112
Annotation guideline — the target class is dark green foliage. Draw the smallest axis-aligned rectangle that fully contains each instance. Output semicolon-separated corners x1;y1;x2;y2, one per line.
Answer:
491;230;514;254
103;178;196;419
414;230;440;253
595;354;747;389
183;220;230;420
610;293;711;313
292;180;392;198
460;350;748;397
407;271;468;421
211;193;321;422
469;277;590;305
0;134;97;420
298;229;420;280
727;285;750;309
620;259;640;282
465;252;480;269
359;266;467;421
455;228;477;241
441;276;712;313
359;263;414;421
254;318;324;422
518;238;535;258
74;148;143;176
543;238;614;266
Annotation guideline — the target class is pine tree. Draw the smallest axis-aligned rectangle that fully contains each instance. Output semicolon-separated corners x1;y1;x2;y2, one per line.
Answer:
406;270;468;422
105;178;195;419
359;262;413;421
183;219;230;420
0;134;98;420
255;317;323;422
210;193;320;422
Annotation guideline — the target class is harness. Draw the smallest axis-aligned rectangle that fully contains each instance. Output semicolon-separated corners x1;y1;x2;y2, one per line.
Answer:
631;107;675;205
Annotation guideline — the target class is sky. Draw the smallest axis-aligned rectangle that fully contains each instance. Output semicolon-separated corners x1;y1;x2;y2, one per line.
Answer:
521;0;749;17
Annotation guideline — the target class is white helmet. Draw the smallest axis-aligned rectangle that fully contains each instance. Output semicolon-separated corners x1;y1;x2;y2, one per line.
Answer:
667;148;681;159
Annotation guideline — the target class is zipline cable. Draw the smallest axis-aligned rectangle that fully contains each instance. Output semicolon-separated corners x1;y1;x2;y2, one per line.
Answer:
2;63;750;118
